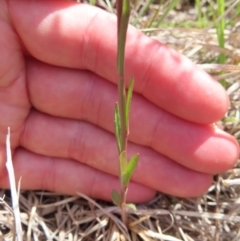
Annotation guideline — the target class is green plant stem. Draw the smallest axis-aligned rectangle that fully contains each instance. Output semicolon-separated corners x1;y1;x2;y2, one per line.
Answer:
216;0;226;64
117;0;131;225
112;0;139;226
195;0;202;24
120;187;127;224
117;0;130;154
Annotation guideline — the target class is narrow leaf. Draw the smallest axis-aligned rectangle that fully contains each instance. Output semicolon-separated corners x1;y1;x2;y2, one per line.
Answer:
156;0;179;27
114;103;121;154
111;189;121;206
123;153;139;187
119;151;127;180
125;77;134;129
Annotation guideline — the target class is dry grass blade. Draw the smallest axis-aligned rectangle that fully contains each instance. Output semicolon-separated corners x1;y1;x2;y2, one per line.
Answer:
5;127;22;241
77;192;131;240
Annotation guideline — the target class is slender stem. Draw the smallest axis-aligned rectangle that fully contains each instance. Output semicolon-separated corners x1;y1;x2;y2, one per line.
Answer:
120;187;127;224
117;0;130;154
118;74;128;225
116;0;131;226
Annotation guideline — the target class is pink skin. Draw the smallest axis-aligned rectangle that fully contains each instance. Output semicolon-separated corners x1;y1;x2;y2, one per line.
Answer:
0;0;239;203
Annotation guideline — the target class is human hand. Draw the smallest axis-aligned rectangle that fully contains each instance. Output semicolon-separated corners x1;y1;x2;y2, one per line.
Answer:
0;0;238;203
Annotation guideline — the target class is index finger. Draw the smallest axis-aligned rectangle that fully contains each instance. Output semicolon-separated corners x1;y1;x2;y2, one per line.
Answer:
8;0;228;123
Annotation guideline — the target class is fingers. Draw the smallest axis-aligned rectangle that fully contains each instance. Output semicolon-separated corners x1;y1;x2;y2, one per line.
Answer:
20;110;213;197
0;2;30;147
0;148;155;202
26;60;239;174
9;0;228;123
0;1;23;87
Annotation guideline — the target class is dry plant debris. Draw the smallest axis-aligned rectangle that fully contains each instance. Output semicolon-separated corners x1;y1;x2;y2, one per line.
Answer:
0;1;240;241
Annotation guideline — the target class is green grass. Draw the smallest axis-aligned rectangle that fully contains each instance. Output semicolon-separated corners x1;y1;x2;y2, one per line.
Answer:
131;0;238;33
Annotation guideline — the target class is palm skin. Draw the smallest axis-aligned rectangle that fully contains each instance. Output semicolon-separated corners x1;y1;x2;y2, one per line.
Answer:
0;0;238;203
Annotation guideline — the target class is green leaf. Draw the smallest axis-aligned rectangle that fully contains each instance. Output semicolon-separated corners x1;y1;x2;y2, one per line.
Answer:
156;0;179;27
119;151;128;180
126;203;137;211
122;153;139;187
125;77;134;129
114;103;121;154
111;189;121;206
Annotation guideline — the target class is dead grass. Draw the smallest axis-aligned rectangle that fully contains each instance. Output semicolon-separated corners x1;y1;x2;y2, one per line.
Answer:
0;1;240;240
